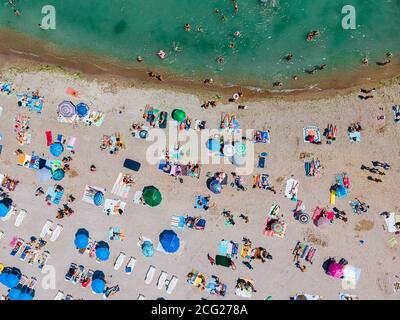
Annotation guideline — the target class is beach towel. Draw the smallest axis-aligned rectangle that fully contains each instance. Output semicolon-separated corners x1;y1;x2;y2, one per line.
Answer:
45;131;53;146
111;173;132;199
82;185;105;205
0;83;14;95
66;136;76;152
285;178;299;200
253;130;270;144
195;196;209;210
384;212;397;233
257;157;266;168
268;204;280;218
303;126;321;143
348;131;361;142
215;255;231;267
103;199;126;215
66;87;79;97
17;94;44;113
171;215;186;230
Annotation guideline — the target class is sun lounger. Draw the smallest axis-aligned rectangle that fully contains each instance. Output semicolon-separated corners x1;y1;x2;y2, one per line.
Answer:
72;265;84;284
125;257;136;274
137;294;146;300
19;244;31;261
285;178;299;200
65;263;78;282
38;250;50;270
166;276;179;294
114;252;126;270
14;209;27;227
385;212;397;233
50;224;63;242
145;265;156;284
157;271;168;290
64;294;74;300
0;230;4;240
54;290;65;300
40;220;53;238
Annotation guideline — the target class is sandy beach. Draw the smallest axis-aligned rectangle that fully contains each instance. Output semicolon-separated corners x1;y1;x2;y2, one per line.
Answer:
0;58;399;300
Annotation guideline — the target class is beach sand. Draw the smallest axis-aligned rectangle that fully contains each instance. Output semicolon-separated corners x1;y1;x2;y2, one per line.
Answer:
0;60;399;300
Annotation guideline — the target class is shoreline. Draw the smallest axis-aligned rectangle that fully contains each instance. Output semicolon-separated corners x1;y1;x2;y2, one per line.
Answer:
0;27;400;102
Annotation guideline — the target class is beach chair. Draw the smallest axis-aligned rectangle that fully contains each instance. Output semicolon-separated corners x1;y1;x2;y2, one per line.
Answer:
72;265;84;284
64;294;74;300
114;252;126;271
19;244;31;261
166;276;179;294
65;263;78;282
40;220;53;238
66;136;76;152
0;230;4;240
125;257;136;274
137;294;146;300
54;291;65;300
50;224;63;242
14;209;27;227
157;271;168;290
145;265;156;284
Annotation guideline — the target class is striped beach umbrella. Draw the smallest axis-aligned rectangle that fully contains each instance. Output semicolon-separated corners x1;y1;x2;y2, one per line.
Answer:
58;100;76;118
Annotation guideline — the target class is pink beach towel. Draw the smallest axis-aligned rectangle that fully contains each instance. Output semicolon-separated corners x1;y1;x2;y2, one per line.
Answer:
67;136;76;151
66;87;79;97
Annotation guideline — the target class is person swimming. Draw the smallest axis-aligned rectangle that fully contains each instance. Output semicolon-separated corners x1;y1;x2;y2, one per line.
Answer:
306;30;319;41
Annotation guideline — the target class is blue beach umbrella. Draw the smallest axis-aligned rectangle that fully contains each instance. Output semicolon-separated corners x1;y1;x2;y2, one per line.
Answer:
335;186;348;198
52;169;65;181
206;138;220;152
76;103;89;117
50;142;64;157
159;230;180;253
18;292;34;300
93;191;104;206
91;278;105;294
3;270;21;288
208;178;222;194
141;241;155;257
95;241;110;261
74;234;89;249
8;287;21;300
0;203;10;218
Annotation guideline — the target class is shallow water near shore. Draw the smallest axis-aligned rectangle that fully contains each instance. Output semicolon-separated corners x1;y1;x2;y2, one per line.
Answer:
0;0;399;89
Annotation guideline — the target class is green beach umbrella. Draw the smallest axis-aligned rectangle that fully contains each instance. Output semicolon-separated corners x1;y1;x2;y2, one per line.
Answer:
142;186;162;207
234;142;247;157
172;109;186;122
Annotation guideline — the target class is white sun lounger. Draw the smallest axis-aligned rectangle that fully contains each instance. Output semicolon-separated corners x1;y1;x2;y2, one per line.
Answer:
40;220;53;238
166;276;179;294
125;257;136;274
133;191;142;204
0;230;4;240
137;294;145;300
145;265;156;284
157;271;168;290
50;224;63;242
54;291;65;300
114;252;126;270
14;209;27;227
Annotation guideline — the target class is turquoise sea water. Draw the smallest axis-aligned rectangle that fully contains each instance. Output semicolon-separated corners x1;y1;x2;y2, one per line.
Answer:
1;0;399;87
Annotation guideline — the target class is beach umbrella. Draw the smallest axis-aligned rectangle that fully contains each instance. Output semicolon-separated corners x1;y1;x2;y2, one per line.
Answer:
209;178;222;194
141;241;155;257
159;230;180;253
52;168;65;181
298;212;310;224
95;241;110;261
57;100;76;118
36;167;52;182
91;278;105;294
0;203;11;218
142;186;162;207
18;292;34;300
206;138;221;152
93;191;104;207
171;109;186;122
74;231;89;249
3;270;21;288
231;153;246;167
328;262;344;278
139;130;148;139
223;143;235;157
271;221;284;234
317;216;330;228
234;142;247;157
8;287;21;300
335;186;348;198
50;142;64;157
76;102;89;117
